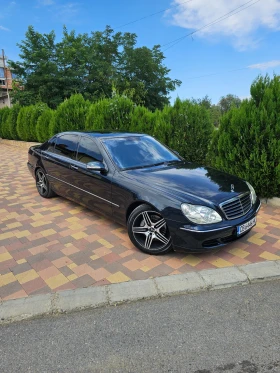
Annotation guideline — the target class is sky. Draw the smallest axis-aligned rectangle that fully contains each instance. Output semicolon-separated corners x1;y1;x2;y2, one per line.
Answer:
0;0;280;104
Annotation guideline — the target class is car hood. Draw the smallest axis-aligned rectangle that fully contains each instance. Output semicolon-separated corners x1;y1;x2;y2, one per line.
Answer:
123;162;249;205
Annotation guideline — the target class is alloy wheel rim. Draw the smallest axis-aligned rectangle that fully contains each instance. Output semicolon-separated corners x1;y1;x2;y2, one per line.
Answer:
36;171;48;195
132;211;170;251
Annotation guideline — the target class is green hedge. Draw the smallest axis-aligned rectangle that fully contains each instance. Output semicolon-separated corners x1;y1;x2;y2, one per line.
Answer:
51;94;90;135
7;104;21;140
16;104;48;141
16;106;33;141
0;107;11;139
36;107;55;142
161;98;214;163
130;105;155;134
86;95;134;131
208;75;280;198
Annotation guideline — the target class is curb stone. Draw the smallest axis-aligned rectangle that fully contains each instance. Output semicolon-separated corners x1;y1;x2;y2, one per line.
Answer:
55;286;108;313
199;266;249;290
154;272;205;295
260;197;280;207
109;278;158;305
1;260;280;324
239;260;280;282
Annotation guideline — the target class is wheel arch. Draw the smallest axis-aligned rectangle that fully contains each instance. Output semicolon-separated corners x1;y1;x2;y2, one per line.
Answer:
35;165;41;177
35;164;47;178
126;200;159;223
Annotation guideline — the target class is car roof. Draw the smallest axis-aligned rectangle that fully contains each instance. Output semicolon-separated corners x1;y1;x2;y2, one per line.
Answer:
57;131;146;138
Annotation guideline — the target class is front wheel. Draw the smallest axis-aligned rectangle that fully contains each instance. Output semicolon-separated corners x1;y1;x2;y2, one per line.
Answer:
127;204;173;255
35;168;55;198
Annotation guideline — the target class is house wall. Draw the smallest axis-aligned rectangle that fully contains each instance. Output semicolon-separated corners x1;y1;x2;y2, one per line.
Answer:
0;95;11;108
0;67;13;90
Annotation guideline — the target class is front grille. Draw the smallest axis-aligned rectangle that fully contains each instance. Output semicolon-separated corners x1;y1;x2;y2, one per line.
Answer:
220;192;252;220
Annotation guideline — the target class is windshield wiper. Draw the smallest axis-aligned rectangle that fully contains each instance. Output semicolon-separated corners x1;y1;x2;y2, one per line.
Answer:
122;160;182;171
165;160;183;164
122;162;166;171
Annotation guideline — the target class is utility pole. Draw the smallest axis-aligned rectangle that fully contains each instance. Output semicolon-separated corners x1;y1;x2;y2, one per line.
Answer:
2;49;11;107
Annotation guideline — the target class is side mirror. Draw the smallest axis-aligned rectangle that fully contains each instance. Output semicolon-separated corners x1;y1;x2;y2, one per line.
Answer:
86;161;107;172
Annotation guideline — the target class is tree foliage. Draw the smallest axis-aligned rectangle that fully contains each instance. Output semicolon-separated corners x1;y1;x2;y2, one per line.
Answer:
208;75;280;198
9;25;181;111
218;94;242;115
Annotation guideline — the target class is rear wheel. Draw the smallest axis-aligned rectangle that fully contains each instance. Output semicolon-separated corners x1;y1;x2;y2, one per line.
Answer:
127;204;172;255
35;168;55;198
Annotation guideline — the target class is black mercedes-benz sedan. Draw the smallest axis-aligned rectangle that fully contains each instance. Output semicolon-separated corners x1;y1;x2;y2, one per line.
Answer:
27;131;261;255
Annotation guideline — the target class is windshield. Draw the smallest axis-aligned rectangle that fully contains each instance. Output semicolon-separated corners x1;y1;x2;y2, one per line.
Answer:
102;136;181;170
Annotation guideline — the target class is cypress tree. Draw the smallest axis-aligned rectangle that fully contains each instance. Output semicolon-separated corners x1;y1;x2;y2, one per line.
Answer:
55;94;90;133
0;107;11;139
36;108;54;142
17;106;33;141
7;104;21;140
86;94;134;131
130;106;155;135
160;98;214;163
208;75;280;198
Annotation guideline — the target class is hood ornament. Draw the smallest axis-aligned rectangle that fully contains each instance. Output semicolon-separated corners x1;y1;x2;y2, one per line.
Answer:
231;184;235;193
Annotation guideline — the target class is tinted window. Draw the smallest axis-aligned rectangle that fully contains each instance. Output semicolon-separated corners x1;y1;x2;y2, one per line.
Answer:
102;136;180;170
77;137;103;164
46;137;57;153
54;135;78;159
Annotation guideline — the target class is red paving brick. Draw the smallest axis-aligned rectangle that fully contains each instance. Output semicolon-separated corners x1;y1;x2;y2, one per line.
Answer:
1;140;280;300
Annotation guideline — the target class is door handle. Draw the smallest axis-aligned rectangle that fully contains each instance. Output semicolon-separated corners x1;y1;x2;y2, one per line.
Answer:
70;164;79;170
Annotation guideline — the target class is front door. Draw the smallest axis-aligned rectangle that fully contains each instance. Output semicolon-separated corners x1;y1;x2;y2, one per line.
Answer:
67;136;114;217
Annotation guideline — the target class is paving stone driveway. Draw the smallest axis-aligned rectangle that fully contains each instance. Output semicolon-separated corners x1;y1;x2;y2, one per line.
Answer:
1;141;280;301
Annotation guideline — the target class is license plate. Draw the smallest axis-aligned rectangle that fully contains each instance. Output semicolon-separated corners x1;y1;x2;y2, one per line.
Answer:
237;217;256;236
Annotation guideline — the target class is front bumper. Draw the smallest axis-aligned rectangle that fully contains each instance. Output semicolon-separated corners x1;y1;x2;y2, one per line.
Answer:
168;199;261;253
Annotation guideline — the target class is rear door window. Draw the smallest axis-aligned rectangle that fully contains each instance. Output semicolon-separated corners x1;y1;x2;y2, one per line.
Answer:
54;134;78;159
77;136;103;164
46;137;57;153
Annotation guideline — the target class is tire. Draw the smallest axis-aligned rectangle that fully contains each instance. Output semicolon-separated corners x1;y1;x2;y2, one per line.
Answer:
127;204;173;255
35;168;56;198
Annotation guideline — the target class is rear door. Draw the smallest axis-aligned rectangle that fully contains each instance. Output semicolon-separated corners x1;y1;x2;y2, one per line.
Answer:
42;134;79;198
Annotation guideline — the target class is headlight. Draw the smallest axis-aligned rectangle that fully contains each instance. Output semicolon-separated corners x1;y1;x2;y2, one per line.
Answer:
246;182;257;204
181;203;222;224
